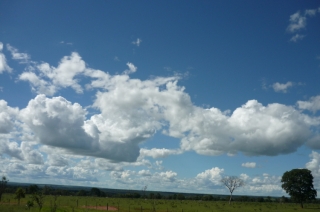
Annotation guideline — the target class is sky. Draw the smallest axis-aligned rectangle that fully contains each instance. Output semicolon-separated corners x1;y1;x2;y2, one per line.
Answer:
0;1;320;197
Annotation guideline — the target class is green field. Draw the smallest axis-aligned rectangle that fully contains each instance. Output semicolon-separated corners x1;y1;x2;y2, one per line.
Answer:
1;194;319;212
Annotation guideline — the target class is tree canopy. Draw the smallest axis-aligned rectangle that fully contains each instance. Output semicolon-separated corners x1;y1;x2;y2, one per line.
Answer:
281;169;317;208
15;187;25;205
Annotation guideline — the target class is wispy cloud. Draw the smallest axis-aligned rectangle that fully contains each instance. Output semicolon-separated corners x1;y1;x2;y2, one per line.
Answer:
132;38;142;47
0;42;12;73
272;81;293;93
297;95;320;113
287;7;320;42
6;44;30;63
60;41;73;45
289;34;306;42
242;162;256;168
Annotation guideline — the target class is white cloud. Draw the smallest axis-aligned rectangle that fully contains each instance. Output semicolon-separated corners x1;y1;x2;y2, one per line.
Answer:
20;52;86;95
179;100;315;156
287;8;320;42
196;167;224;186
0;100;19;133
305;9;318;16
289;34;306;42
242;162;256;168
159;170;177;182
20;94;143;162
272;81;293;93
123;62;137;75
6;44;30;63
306;151;320;188
297;95;320;113
132;38;142;47
0;42;12;73
138;169;152;176
287;11;307;33
3;51;320;165
0;139;23;160
47;154;69;167
19;72;57;95
21;142;44;165
140;148;182;159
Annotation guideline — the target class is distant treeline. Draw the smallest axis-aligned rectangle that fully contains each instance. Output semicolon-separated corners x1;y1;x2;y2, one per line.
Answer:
4;183;320;204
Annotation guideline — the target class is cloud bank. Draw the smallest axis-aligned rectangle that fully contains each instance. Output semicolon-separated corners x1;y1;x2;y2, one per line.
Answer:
0;47;319;164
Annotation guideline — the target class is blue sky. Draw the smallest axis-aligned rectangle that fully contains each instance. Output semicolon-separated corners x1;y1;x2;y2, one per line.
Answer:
1;1;320;196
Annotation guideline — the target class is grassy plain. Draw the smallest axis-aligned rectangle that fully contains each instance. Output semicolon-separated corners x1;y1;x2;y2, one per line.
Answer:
0;194;319;212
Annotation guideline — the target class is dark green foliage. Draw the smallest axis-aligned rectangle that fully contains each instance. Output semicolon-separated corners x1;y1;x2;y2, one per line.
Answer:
14;187;25;205
26;200;34;211
0;176;8;202
28;184;39;194
91;187;101;197
76;189;87;196
32;191;45;211
281;168;317;208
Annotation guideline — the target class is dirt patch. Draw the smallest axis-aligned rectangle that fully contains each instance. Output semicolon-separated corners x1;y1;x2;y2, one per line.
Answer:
83;205;118;211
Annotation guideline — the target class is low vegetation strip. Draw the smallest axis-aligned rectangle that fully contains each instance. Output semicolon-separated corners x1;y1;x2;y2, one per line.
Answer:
1;194;320;212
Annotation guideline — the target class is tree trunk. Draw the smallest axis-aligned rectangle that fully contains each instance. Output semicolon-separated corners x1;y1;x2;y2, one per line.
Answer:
229;193;233;205
300;201;303;208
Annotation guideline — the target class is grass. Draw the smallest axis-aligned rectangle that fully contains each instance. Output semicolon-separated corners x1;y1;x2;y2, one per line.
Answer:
1;194;320;212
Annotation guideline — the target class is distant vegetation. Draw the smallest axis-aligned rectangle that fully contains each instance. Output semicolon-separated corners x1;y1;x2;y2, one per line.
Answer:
0;170;319;211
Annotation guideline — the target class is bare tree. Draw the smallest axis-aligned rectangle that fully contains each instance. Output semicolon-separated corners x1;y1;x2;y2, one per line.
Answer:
0;176;8;202
221;176;244;204
142;185;148;198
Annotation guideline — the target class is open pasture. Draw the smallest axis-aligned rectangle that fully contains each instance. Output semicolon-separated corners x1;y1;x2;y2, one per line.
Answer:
1;194;320;212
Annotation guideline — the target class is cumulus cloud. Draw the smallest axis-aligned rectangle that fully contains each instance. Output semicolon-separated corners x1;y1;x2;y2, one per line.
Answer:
0;100;19;134
138;169;152;176
196;167;224;187
272;81;293;93
306;151;320;187
297;95;320;113
0;139;23;160
160;171;177;182
19;52;85;95
242;162;256;168
3;50;320;165
6;44;30;63
0;42;12;73
20;94;141;162
180;100;315;156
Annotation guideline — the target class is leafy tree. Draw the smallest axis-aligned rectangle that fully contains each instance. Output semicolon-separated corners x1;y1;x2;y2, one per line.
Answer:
281;168;317;208
26;200;34;211
32;191;45;212
280;195;289;203
15;187;25;205
0;176;8;202
221;176;245;204
91;187;101;197
202;194;214;201
42;185;52;195
76;189;87;196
